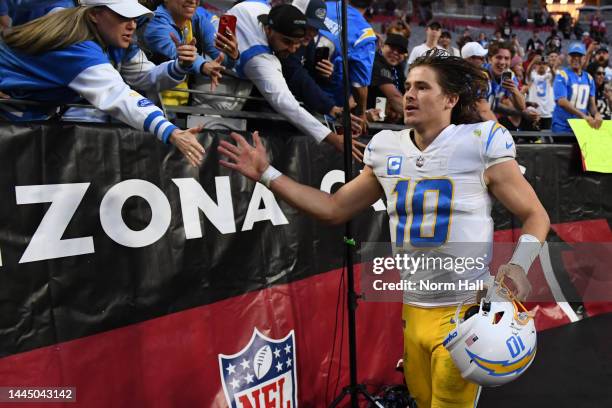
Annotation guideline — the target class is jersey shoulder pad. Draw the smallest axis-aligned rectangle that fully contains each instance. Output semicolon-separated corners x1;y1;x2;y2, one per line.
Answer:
482;121;515;160
363;129;404;168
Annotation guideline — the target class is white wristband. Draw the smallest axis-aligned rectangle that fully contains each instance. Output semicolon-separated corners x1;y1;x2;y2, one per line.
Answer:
509;234;542;274
259;165;282;188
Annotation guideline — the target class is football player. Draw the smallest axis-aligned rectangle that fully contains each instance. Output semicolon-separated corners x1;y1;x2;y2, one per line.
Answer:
219;51;550;407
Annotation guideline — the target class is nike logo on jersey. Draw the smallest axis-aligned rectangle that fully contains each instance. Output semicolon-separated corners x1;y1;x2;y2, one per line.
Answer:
506;142;514;149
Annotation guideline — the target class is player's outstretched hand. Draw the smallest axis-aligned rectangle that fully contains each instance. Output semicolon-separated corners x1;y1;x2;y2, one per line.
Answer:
170;126;206;167
219;131;270;181
495;263;532;302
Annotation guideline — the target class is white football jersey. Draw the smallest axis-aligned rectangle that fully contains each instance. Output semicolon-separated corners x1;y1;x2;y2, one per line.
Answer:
364;121;516;305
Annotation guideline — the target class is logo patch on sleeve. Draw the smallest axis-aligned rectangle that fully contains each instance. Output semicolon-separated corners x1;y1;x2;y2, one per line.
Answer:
137;98;155;108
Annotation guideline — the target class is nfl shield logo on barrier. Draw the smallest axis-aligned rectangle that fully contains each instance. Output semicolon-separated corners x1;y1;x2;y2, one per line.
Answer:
219;328;298;408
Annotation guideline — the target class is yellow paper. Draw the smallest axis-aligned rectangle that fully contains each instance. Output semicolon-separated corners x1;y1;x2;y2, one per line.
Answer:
568;119;612;173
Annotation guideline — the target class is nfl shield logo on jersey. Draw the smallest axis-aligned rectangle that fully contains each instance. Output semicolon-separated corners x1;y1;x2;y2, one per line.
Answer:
219;328;298;408
387;156;403;175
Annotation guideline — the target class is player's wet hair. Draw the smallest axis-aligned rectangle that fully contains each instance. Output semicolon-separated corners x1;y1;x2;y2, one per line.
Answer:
409;49;489;124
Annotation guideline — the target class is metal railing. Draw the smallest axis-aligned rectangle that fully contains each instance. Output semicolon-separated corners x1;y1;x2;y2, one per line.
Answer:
0;97;575;139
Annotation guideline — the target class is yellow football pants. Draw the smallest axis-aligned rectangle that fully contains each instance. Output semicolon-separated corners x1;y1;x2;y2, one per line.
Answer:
402;304;481;408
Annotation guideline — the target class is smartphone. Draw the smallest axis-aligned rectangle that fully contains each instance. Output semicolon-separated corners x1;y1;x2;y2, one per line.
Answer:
314;46;330;63
375;97;387;122
182;27;190;44
218;14;237;36
501;69;513;82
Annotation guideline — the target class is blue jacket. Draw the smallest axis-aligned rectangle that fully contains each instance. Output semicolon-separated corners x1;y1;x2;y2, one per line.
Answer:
5;0;74;25
0;41;185;142
320;3;376;105
143;5;234;75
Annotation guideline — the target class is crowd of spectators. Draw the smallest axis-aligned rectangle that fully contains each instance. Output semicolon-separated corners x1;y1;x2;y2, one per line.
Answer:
0;0;610;166
355;4;610;131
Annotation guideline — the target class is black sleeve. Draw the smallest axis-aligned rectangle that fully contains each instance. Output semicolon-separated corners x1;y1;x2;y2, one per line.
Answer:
280;51;336;116
370;55;395;87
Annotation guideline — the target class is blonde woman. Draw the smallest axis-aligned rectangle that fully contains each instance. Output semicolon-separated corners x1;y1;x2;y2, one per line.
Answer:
0;0;205;167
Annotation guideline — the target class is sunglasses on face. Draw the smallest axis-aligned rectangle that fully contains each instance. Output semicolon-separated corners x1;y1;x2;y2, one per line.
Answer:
596;71;605;76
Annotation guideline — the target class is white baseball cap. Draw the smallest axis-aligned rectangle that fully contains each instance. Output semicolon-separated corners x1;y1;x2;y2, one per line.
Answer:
461;42;488;59
80;0;153;19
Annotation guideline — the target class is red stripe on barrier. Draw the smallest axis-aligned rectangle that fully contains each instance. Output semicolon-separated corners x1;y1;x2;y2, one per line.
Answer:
0;266;404;408
551;219;612;318
1;220;611;406
496;219;612;325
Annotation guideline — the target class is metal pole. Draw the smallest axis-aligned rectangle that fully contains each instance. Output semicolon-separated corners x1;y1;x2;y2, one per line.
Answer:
340;0;359;407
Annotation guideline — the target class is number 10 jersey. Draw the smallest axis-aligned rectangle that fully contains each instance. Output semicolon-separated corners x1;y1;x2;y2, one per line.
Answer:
363;121;516;305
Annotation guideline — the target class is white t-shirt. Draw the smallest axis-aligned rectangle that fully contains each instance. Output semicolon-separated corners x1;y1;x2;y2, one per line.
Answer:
444;46;461;57
527;71;555;118
407;43;446;65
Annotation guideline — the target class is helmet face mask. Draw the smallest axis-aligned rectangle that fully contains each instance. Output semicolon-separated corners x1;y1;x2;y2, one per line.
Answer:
443;283;537;387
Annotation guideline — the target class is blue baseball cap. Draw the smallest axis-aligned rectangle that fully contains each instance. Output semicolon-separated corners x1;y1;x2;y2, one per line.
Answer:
568;42;586;56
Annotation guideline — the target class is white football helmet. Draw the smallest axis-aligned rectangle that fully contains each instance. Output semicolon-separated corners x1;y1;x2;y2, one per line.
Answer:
443;282;537;387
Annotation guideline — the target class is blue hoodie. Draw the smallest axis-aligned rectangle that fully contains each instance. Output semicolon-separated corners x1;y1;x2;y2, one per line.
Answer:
143;5;235;76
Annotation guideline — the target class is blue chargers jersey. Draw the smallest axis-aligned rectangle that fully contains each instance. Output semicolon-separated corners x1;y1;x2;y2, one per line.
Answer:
551;67;595;133
320;2;376;105
483;63;519;111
